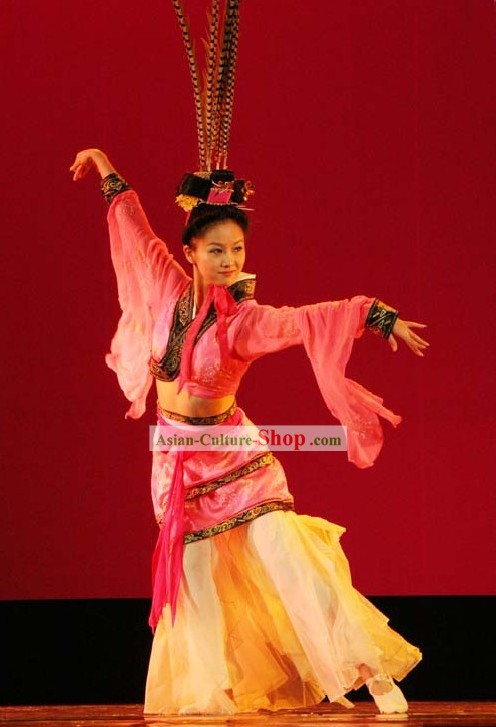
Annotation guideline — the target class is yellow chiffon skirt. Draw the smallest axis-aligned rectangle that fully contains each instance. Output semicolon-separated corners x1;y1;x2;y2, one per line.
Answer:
144;510;421;714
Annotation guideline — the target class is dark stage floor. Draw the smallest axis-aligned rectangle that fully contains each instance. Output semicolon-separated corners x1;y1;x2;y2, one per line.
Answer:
1;703;496;727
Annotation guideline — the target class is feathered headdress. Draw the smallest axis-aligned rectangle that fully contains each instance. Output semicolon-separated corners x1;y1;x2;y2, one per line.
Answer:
172;0;254;212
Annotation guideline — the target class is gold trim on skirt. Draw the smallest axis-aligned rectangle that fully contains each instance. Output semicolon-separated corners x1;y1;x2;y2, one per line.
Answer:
183;500;295;544
185;452;275;501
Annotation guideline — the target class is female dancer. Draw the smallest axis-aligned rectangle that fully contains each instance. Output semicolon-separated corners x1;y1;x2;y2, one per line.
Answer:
70;147;427;715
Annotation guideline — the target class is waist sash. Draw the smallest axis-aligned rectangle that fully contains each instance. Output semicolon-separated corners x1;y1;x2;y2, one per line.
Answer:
149;402;241;630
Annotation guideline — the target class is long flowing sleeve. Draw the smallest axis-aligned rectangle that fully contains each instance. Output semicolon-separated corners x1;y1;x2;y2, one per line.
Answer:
296;296;401;468
105;190;190;419
232;296;401;468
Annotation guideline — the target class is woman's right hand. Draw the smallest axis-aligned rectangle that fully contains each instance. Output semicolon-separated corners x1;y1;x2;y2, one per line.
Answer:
69;149;117;182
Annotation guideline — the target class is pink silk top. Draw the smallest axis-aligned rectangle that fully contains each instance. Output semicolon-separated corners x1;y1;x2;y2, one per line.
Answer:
105;189;401;470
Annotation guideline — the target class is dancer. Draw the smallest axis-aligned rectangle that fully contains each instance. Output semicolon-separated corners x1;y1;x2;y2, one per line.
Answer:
69;0;427;715
70;147;426;715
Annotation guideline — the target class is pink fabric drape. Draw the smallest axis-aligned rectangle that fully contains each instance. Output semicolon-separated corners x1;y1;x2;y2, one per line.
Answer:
105;190;189;418
296;296;401;468
150;443;189;630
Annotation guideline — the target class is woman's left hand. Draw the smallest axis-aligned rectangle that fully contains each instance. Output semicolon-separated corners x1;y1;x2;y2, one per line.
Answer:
388;319;429;356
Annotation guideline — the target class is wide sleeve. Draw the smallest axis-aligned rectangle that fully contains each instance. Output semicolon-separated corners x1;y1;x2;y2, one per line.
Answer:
232;296;401;468
296;295;402;468
105;190;190;419
231;295;372;361
231;301;303;360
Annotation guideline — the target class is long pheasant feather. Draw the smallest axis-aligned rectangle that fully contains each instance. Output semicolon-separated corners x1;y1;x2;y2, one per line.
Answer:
219;3;241;166
172;0;242;171
173;0;207;168
213;0;239;166
202;0;221;170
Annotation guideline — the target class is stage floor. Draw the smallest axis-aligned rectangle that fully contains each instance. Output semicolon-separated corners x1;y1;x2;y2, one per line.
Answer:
1;703;496;727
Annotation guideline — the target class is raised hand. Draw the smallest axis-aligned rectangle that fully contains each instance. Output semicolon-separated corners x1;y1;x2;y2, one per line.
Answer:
388;319;429;357
69;149;116;181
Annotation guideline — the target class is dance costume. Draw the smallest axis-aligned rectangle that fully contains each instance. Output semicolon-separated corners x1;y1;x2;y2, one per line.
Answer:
103;187;422;714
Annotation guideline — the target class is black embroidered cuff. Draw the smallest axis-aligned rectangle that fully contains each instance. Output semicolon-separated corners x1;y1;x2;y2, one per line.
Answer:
100;173;131;204
365;299;399;339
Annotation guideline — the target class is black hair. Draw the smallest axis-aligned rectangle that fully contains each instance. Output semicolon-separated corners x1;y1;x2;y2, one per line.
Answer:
182;204;250;246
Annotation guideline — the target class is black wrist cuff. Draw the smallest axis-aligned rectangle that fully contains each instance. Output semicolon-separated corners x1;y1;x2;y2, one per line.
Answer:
100;173;131;204
365;299;399;339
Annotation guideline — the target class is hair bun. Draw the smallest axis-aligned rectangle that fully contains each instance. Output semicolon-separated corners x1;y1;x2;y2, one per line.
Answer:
176;171;254;212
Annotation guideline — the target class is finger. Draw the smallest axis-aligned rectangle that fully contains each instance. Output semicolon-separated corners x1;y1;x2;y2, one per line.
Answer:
69;153;83;168
410;334;430;346
73;165;85;181
388;334;398;352
407;342;423;357
404;321;428;329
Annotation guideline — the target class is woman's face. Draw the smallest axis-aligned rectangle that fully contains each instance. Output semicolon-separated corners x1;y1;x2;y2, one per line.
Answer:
184;220;246;287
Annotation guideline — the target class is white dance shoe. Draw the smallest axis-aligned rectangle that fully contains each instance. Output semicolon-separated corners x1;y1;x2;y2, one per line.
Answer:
366;673;409;714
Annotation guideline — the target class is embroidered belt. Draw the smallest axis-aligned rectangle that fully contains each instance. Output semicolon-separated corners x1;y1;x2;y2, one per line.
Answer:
157;399;237;425
184;500;295;544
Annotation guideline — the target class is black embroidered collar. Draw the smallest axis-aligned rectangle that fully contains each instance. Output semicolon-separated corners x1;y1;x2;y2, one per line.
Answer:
150;277;256;382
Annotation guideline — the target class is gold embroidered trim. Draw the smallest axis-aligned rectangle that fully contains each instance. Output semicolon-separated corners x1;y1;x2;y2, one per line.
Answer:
149;277;256;382
183;500;294;544
149;283;194;381
157;400;237;426
185;452;274;500
365;298;399;339
100;173;131;204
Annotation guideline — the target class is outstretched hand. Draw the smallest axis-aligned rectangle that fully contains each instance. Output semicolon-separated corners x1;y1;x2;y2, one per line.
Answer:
69;149;116;181
388;319;429;356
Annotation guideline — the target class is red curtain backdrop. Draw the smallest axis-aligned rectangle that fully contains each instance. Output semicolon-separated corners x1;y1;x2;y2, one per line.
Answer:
2;0;495;600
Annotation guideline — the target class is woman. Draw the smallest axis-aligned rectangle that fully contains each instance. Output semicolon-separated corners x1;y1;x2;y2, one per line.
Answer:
70;148;428;715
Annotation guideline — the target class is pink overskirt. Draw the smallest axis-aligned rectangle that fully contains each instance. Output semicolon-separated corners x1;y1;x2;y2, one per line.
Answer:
144;509;421;714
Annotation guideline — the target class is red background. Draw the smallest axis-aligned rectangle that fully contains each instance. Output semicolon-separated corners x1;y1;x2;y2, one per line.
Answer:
2;0;495;600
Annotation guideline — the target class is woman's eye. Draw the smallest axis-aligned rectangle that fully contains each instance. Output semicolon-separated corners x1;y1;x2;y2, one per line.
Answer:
234;246;244;252
210;249;222;254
